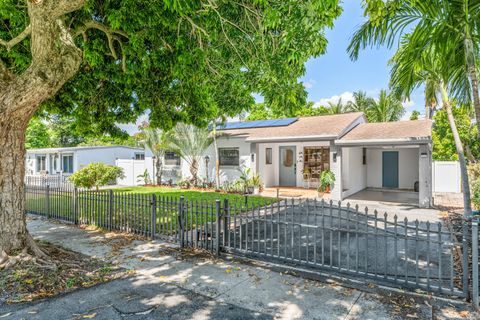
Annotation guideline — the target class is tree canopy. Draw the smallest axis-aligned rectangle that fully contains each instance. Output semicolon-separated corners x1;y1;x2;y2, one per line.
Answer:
3;0;342;135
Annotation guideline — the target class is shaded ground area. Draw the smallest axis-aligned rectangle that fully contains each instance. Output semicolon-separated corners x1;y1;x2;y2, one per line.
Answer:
0;241;124;305
0;277;271;320
0;216;475;320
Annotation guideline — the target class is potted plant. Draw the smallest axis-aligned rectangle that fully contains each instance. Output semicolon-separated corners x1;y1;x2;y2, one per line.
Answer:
250;174;263;195
318;170;335;194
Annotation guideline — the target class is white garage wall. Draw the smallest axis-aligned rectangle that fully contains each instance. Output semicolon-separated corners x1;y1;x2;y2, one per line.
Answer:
366;147;419;190
341;147;367;198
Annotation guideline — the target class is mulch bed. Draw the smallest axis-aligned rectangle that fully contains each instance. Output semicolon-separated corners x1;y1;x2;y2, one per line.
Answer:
0;241;127;304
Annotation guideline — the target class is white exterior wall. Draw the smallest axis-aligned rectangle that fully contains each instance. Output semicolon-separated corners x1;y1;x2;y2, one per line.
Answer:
26;147;145;176
341;147;367;198
76;147;144;170
366;147;419;190
257;141;331;188
194;137;253;184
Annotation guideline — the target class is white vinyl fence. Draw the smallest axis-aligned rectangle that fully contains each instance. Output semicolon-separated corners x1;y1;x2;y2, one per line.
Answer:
116;158;181;186
432;161;461;193
116;159;148;186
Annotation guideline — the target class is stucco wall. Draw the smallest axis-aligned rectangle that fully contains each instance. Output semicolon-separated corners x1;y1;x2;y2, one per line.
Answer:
76;147;142;171
341;147;367;198
258;141;331;188
366;147;419;190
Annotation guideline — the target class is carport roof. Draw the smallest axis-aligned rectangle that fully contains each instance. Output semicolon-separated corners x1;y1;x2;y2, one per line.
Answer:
337;119;433;146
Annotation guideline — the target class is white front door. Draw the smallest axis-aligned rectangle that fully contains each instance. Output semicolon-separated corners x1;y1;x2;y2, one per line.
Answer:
279;146;296;186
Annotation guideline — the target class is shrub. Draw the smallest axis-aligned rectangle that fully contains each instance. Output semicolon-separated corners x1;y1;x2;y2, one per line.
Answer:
137;169;151;185
472;179;480;210
68;163;125;190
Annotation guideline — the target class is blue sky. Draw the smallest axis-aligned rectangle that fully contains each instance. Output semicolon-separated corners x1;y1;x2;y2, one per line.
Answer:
299;0;423;118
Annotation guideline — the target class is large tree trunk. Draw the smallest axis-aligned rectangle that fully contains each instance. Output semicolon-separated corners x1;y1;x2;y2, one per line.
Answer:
0;0;84;256
0;119;30;253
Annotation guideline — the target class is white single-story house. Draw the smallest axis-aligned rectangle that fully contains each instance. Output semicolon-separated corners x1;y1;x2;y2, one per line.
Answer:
129;112;433;208
25;146;146;176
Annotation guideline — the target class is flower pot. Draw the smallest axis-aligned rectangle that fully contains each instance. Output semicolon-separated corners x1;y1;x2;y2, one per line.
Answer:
253;187;260;195
247;186;254;194
325;185;331;193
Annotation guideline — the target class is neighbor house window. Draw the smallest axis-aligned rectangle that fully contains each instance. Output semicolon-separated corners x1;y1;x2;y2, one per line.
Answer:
219;148;239;166
36;155;46;172
135;153;145;160
165;152;181;166
62;155;74;173
266;148;272;165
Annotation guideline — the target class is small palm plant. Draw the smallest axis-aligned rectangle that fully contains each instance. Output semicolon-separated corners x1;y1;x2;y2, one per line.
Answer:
168;123;214;186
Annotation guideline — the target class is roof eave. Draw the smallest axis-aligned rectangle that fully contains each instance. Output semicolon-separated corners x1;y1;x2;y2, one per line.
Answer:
335;137;431;146
246;135;338;143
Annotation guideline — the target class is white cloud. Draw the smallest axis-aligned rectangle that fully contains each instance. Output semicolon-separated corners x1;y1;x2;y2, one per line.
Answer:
303;79;317;89
313;91;355;108
402;99;415;109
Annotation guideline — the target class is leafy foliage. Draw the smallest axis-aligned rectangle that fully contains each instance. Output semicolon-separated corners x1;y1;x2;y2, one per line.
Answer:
366;89;405;122
0;0;343;137
432;105;479;161
246;102;329;120
25;118;51;149
348;0;480;133
410;110;420;120
68;163;125;190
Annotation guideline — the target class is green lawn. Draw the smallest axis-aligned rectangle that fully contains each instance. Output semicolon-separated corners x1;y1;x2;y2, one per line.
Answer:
113;186;276;207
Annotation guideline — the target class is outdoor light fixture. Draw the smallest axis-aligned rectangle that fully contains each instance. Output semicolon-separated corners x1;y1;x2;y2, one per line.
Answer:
333;152;337;163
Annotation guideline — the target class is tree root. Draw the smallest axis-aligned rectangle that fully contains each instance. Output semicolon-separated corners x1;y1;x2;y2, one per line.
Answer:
0;235;56;271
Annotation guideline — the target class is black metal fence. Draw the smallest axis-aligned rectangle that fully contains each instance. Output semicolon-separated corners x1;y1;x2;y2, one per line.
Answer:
25;181;478;303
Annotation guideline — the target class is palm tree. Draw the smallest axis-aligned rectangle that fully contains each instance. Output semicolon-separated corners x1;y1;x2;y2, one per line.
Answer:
141;126;170;185
168;123;214;185
347;91;375;113
326;98;349;114
348;0;480;137
391;39;472;242
366;90;405;122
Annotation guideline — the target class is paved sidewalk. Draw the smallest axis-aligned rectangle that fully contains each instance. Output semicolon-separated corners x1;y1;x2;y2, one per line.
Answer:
1;217;476;320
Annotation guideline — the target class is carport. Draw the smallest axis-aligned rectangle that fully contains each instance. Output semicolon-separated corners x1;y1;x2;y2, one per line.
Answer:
332;120;433;208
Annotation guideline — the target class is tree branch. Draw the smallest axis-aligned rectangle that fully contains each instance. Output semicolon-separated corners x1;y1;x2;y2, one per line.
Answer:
0;25;31;51
52;0;87;18
74;21;129;69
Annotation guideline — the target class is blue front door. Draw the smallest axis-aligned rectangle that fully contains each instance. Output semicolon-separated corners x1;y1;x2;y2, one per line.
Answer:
382;151;399;188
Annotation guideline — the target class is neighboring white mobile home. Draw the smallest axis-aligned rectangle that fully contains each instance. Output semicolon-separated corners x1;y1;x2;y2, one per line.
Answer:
26;146;146;176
